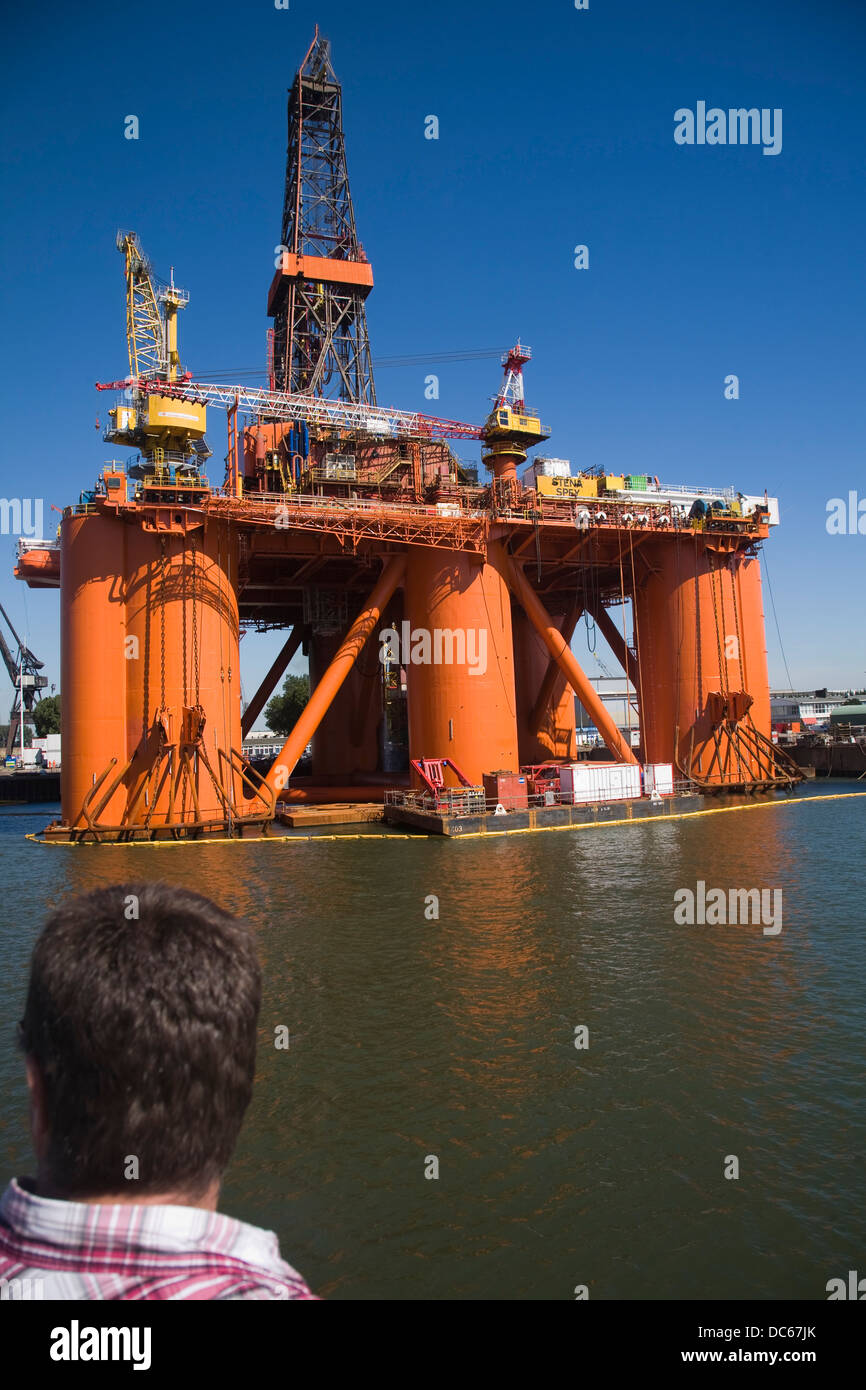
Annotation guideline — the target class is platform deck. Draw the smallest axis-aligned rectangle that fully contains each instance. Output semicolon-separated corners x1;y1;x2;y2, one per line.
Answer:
278;802;385;828
384;793;707;836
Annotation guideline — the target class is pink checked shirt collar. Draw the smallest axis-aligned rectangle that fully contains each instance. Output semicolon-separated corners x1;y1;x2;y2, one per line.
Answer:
0;1177;317;1300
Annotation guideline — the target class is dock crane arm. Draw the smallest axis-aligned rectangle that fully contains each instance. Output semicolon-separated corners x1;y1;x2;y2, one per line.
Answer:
0;603;49;758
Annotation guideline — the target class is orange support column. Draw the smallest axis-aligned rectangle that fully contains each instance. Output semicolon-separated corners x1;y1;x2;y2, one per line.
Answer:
634;540;778;785
123;521;243;824
60;513;128;828
404;545;519;782
734;550;772;744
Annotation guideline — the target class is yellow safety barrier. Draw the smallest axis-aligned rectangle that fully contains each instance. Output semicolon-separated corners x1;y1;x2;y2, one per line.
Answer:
23;791;866;846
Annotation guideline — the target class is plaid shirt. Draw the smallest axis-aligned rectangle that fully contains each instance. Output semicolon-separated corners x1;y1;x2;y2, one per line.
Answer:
0;1179;317;1300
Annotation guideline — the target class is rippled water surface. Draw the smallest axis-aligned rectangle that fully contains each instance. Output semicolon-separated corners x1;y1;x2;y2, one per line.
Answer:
1;785;864;1300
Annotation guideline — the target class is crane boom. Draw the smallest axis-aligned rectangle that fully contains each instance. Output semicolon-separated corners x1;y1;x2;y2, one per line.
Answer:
117;231;190;383
96;376;484;442
0;603;48;758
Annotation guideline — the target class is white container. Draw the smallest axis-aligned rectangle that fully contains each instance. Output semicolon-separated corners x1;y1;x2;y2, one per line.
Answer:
33;734;61;754
643;762;674;795
522;457;571;484
558;762;642;804
538;457;571;478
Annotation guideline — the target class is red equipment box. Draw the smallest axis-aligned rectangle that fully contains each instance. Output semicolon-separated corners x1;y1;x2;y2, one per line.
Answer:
482;771;529;809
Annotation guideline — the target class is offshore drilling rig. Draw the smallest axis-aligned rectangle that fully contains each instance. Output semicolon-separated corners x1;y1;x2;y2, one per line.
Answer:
16;28;800;841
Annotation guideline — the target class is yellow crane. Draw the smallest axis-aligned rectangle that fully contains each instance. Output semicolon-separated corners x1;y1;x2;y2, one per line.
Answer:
117;230;187;382
105;233;209;483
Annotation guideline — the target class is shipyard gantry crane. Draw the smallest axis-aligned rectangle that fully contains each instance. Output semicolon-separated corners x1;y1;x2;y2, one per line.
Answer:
0;603;48;757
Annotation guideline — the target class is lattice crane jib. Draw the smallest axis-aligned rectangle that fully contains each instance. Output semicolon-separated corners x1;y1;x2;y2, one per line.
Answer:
118;232;165;381
116;231;190;385
270;29;376;404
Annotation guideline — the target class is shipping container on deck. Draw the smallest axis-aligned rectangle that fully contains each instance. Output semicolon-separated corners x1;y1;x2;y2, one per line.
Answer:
558;762;642;804
482;771;529;808
642;762;674;795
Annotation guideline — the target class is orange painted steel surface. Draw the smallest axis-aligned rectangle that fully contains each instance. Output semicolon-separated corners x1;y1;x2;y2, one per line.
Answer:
123;521;243;821
277;785;386;804
265;555;406;788
52;501;793;837
495;544;639;767
513;609;577;764
404;546;519;783
61;514;128;827
528;600;583;739
60;513;261;837
633;540;775;784
735;551;771;741
310;629;383;778
267;254;373;315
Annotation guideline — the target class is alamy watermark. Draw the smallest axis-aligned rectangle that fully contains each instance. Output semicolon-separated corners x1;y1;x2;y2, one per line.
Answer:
50;1322;151;1370
674;881;782;936
674;103;782;156
1;1275;44;1300
379;623;488;676
826;1270;866;1300
0;498;43;537
826;491;865;535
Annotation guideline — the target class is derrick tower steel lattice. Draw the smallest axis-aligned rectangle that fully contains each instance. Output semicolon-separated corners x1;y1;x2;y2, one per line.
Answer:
268;27;376;404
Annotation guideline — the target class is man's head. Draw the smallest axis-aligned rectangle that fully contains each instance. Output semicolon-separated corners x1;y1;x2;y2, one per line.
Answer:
19;882;262;1203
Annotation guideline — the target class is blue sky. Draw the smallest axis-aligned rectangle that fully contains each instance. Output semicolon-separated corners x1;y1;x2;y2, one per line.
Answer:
1;0;864;718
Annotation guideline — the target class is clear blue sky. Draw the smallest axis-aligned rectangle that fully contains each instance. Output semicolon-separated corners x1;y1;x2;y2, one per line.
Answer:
1;0;864;717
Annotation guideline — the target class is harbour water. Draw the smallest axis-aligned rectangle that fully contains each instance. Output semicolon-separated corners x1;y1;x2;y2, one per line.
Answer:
1;784;864;1300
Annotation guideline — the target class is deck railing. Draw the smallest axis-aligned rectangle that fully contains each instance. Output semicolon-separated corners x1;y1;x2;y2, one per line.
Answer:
385;779;698;816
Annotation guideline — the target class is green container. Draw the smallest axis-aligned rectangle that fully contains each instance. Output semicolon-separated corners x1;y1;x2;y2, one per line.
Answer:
627;474;648;490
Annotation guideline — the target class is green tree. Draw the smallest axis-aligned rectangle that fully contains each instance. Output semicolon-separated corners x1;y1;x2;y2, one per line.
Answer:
264;674;310;737
32;695;61;737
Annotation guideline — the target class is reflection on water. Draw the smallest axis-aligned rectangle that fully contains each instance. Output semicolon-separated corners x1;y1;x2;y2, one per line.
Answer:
1;788;864;1299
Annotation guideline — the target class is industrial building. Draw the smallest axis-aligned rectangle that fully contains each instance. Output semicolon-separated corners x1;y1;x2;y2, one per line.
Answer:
770;689;864;730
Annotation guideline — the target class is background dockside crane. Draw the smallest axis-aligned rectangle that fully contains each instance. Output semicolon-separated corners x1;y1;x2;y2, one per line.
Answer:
0;603;48;757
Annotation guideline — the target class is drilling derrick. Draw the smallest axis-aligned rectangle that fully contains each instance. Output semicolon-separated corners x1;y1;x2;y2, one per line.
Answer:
268;26;375;402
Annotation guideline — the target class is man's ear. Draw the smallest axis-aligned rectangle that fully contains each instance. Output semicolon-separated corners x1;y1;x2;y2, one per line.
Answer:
25;1056;48;1161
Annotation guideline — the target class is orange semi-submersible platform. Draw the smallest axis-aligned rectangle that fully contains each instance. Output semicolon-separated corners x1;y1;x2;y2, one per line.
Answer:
16;29;801;842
